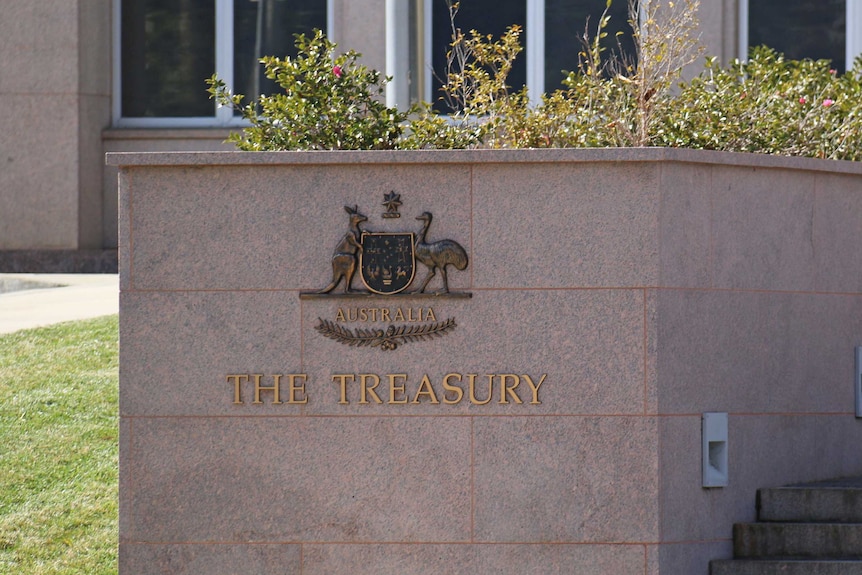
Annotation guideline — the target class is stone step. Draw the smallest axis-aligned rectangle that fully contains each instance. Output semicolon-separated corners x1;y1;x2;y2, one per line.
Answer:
759;479;862;523
711;559;862;575
734;523;862;559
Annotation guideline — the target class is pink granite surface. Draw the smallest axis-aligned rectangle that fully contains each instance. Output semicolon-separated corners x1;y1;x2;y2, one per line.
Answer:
302;543;647;575
654;290;862;414
120;544;301;575
115;149;862;575
472;416;658;543
656;414;860;569
127;417;471;542
124;164;470;291
302;289;645;416
471;161;660;288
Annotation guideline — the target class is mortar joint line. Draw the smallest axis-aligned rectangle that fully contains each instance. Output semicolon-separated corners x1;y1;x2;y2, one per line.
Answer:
469;164;474;290
643;288;648;415
643;544;648;575
470;415;475;542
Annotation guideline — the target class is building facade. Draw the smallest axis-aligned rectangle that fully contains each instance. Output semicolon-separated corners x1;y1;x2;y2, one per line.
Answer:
1;0;859;259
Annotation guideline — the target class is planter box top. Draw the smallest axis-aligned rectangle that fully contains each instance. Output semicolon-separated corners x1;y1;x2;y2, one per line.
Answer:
106;147;862;175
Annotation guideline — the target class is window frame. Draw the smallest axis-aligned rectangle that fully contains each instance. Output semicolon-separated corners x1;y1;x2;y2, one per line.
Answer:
416;0;545;106
413;0;641;107
112;0;333;128
738;0;862;68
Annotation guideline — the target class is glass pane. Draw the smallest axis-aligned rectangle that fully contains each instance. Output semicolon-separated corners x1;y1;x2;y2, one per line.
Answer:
750;0;846;72
234;0;328;107
432;0;527;112
121;0;216;117
545;0;634;91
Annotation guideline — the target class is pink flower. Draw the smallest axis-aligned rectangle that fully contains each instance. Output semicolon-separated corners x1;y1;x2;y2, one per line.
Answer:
822;98;834;107
830;69;837;75
332;65;343;78
799;97;807;104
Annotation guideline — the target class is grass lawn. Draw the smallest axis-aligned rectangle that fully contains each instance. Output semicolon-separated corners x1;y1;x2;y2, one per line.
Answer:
0;315;118;575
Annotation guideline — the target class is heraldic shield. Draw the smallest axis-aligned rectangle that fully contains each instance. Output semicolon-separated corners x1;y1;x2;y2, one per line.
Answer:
360;232;415;294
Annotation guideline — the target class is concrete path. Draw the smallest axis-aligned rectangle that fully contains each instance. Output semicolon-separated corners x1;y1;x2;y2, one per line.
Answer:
0;274;119;334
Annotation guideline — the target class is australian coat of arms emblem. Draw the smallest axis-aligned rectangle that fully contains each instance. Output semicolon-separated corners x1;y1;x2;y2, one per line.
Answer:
307;194;469;350
317;196;468;296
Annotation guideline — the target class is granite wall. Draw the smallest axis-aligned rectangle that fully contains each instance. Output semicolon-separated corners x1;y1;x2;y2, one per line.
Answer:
112;148;862;575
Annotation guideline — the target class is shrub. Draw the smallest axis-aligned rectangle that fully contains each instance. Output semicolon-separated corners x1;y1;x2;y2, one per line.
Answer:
400;8;529;150
209;2;862;161
656;47;862;161
207;30;410;151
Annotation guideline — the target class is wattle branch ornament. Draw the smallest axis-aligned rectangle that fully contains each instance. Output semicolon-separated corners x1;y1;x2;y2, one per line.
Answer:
315;318;458;351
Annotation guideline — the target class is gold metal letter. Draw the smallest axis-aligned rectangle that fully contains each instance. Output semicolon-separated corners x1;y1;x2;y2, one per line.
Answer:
288;374;309;404
253;374;282;404
522;374;546;405
360;374;383;404
332;374;354;404
411;375;440;404
425;308;437;321
499;374;522;404
388;373;408;404
227;374;248;404
336;308;346;322
442;373;464;404
468;374;493;405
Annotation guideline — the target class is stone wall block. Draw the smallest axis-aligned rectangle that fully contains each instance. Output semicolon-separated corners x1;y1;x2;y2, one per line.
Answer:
813;172;862;294
126;164;471;290
126;417;471;543
655;290;862;414
472;416;659;543
119;291;303;416
710;166;816;292
302;543;647;575
471;162;661;289
119;544;301;575
301;289;645;416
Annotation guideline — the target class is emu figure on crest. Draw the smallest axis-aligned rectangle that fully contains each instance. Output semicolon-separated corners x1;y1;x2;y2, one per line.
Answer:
414;211;468;294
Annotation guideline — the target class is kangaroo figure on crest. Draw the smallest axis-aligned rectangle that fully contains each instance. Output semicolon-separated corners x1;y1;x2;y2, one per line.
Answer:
319;205;367;293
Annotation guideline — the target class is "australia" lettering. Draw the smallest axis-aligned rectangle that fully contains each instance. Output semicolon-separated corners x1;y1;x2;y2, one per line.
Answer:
335;307;436;323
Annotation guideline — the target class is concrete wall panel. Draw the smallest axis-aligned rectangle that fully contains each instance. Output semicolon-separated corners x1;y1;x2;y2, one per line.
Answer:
0;0;79;94
0;95;80;249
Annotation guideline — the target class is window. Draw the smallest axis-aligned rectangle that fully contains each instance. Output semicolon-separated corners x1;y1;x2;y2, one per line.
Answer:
543;0;633;90
394;0;634;109
740;0;862;73
115;0;328;127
